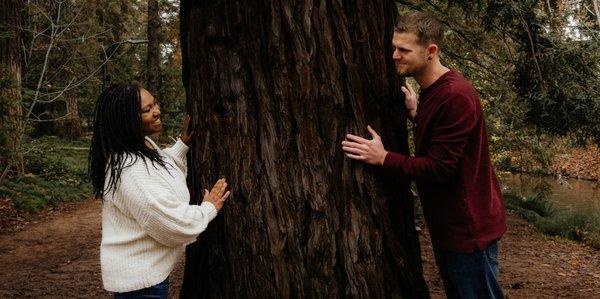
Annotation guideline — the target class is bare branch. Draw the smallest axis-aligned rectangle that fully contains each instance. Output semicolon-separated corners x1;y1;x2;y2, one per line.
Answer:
31;39;148;100
443;50;510;83
52;29;111;43
55;4;85;37
25;1;62;121
29;1;53;25
33;78;76;104
594;0;600;29
29;111;76;123
512;1;544;82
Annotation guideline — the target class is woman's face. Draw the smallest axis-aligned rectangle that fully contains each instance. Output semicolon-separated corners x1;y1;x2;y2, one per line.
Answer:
140;88;163;136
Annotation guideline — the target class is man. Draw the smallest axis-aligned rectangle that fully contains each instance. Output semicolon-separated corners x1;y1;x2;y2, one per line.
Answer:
341;11;506;299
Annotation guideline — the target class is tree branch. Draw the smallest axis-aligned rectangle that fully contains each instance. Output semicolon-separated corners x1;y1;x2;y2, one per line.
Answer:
443;50;510;83
25;0;62;121
594;0;600;29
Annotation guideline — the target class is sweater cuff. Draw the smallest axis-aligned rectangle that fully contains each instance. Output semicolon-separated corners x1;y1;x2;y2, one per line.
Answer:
382;151;408;172
169;139;189;161
199;201;218;222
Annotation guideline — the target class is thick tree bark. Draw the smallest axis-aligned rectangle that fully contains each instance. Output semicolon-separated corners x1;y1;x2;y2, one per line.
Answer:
0;0;24;181
146;0;160;95
180;1;428;298
64;91;81;139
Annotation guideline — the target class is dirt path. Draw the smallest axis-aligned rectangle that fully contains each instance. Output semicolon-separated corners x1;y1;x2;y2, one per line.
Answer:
0;201;599;298
0;199;185;298
421;211;600;298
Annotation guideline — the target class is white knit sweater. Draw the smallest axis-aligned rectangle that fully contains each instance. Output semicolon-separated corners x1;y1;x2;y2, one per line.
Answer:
100;137;217;292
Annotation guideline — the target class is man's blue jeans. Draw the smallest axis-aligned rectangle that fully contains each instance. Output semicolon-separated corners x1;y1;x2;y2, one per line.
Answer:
433;241;504;299
114;277;169;299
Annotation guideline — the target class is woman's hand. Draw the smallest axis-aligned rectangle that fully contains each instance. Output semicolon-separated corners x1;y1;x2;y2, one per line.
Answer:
180;114;195;145
202;178;230;212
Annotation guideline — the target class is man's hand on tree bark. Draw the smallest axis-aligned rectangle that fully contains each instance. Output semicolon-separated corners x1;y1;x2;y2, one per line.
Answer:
342;126;388;166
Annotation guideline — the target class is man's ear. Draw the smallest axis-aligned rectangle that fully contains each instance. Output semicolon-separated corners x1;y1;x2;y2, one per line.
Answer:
426;44;439;59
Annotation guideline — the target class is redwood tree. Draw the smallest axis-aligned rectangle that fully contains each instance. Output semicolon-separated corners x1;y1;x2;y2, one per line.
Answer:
63;90;81;139
146;0;160;94
0;0;24;181
180;1;428;297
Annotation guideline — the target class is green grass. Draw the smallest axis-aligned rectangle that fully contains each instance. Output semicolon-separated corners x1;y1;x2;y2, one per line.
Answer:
503;191;600;250
536;208;600;243
0;136;91;212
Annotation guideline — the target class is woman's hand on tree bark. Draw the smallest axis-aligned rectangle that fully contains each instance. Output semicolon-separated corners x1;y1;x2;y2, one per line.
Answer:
202;178;230;212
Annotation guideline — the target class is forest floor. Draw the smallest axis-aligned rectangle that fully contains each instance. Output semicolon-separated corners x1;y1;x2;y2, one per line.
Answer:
0;199;599;298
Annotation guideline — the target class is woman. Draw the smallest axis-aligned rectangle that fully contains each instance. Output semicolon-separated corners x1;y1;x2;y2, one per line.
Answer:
89;83;229;298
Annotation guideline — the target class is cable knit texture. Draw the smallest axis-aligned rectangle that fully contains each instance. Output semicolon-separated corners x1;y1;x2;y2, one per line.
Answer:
101;137;217;292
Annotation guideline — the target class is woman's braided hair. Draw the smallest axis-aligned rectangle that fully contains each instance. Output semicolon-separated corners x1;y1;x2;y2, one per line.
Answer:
88;83;167;198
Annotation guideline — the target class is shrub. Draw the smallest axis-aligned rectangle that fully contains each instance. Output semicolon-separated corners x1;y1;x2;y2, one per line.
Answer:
0;175;89;211
503;190;600;249
0;136;91;211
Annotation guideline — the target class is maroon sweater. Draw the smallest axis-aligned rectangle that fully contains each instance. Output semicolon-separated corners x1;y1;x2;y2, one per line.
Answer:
384;70;506;253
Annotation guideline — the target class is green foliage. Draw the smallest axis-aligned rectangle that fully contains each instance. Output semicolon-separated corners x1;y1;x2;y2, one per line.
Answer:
24;136;89;183
536;208;600;243
0;136;91;211
482;0;600;144
0;175;89;211
588;231;600;250
503;192;554;221
516;39;600;145
503;190;600;250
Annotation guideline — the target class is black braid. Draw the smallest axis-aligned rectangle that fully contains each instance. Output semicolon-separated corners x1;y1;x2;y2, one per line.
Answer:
88;83;167;199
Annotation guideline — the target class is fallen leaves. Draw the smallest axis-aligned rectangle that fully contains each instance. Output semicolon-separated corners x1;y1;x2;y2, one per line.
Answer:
552;144;600;181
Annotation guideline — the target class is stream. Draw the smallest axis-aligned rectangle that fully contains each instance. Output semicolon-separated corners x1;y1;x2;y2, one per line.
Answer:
499;173;600;212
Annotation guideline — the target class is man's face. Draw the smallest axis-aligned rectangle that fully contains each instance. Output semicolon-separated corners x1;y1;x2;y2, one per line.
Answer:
392;32;429;77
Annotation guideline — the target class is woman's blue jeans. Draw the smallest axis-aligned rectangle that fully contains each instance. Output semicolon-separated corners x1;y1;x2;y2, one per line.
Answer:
433;241;504;299
114;277;169;299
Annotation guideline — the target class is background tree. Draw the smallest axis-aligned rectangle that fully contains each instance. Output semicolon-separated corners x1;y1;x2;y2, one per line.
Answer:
0;0;24;181
179;1;428;297
21;0;116;137
146;0;160;95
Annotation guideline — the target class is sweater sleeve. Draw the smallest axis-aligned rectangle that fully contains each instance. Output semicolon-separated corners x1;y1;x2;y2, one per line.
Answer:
113;163;217;247
162;139;189;176
383;92;479;182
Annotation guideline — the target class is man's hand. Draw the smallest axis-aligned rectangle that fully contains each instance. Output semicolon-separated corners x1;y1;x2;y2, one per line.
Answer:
180;114;195;146
202;178;230;212
341;126;388;166
401;82;417;121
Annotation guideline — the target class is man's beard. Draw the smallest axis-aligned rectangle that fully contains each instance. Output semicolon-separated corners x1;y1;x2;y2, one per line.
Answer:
395;61;426;77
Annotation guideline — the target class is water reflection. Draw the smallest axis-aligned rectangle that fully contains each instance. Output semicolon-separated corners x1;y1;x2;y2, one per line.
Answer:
498;173;600;211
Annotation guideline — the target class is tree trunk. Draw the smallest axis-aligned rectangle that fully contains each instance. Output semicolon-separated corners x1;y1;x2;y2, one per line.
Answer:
146;0;160;95
180;1;428;298
0;0;24;181
65;91;81;139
